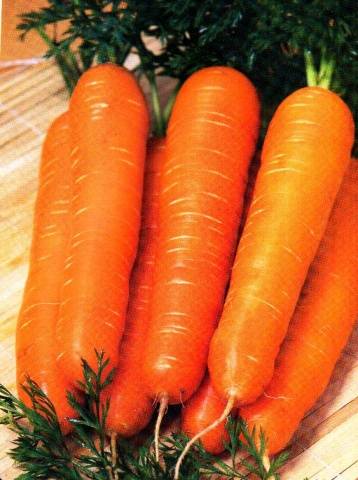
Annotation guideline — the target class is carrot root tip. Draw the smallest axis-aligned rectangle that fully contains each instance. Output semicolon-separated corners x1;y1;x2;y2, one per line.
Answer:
263;453;273;478
110;432;118;468
154;393;169;462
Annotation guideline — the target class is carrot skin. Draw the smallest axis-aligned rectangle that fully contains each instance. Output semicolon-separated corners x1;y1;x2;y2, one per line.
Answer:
56;64;149;384
16;112;77;433
209;86;355;406
104;138;165;436
181;374;232;455
142;66;260;404
181;160;259;453
241;160;358;454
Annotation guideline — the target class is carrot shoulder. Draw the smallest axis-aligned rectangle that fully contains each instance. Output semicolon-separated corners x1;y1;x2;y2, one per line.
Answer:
208;86;354;406
56;64;149;384
104;138;165;436
16;112;76;432
142;66;260;404
241;160;358;455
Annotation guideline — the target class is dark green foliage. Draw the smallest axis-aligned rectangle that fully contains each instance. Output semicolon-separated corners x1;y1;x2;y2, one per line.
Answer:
245;1;358;135
0;352;289;479
17;1;357;117
0;380;81;479
17;1;358;149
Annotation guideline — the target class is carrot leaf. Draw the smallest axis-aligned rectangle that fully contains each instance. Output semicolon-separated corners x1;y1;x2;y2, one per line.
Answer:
17;1;357;143
0;383;82;479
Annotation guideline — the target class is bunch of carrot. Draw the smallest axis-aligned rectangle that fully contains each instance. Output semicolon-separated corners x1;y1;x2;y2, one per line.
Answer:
16;59;356;476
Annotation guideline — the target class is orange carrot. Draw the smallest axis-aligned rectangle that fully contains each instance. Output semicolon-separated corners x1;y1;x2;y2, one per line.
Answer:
208;86;354;408
181;374;231;455
16;112;76;433
142;66;260;411
104;138;165;437
240;160;358;455
56;64;149;384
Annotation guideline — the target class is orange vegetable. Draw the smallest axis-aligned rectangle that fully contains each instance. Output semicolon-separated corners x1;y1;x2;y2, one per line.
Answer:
104;138;165;437
56;64;149;384
209;86;354;408
181;374;231;455
241;160;358;455
142;66;260;410
16;112;76;433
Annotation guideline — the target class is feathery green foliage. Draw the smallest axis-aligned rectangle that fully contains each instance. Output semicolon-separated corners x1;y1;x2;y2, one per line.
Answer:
17;1;358;143
0;352;289;479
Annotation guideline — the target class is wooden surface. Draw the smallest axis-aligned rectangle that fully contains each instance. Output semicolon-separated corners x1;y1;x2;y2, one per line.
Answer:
0;60;357;480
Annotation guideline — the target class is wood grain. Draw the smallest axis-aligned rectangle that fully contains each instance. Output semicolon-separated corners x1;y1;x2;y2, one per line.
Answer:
0;60;357;480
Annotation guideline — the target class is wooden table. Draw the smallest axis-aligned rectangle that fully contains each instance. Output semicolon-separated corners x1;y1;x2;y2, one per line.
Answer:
0;60;357;480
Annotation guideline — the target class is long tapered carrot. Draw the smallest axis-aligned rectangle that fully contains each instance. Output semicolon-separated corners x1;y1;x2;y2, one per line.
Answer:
208;86;354;408
55;64;149;384
180;158;259;454
142;66;260;413
16;112;76;433
104;138;165;437
240;160;358;455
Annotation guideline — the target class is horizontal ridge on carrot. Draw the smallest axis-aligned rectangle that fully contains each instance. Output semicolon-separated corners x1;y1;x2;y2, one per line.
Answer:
104;138;166;437
16;112;76;433
241;160;358;455
208;85;354;408
56;64;149;384
142;66;260;407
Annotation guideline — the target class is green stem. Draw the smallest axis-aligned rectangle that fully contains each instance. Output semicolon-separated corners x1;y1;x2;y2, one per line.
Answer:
318;58;335;89
304;48;334;90
148;74;165;137
318;47;327;80
66;47;82;76
36;26;79;94
304;50;317;87
55;53;77;95
107;46;117;64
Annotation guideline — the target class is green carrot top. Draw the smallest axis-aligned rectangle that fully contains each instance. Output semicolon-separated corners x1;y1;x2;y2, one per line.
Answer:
18;1;357;143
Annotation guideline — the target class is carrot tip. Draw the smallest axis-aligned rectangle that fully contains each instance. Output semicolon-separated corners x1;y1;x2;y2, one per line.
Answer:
154;393;169;462
110;432;118;468
263;453;273;478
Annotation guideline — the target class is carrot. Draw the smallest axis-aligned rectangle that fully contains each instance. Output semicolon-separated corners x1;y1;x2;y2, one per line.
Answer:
142;66;259;458
143;66;259;401
208;86;354;408
180;158;259;454
181;374;231;455
240;160;358;456
104;138;165;437
55;64;149;384
16;112;76;433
